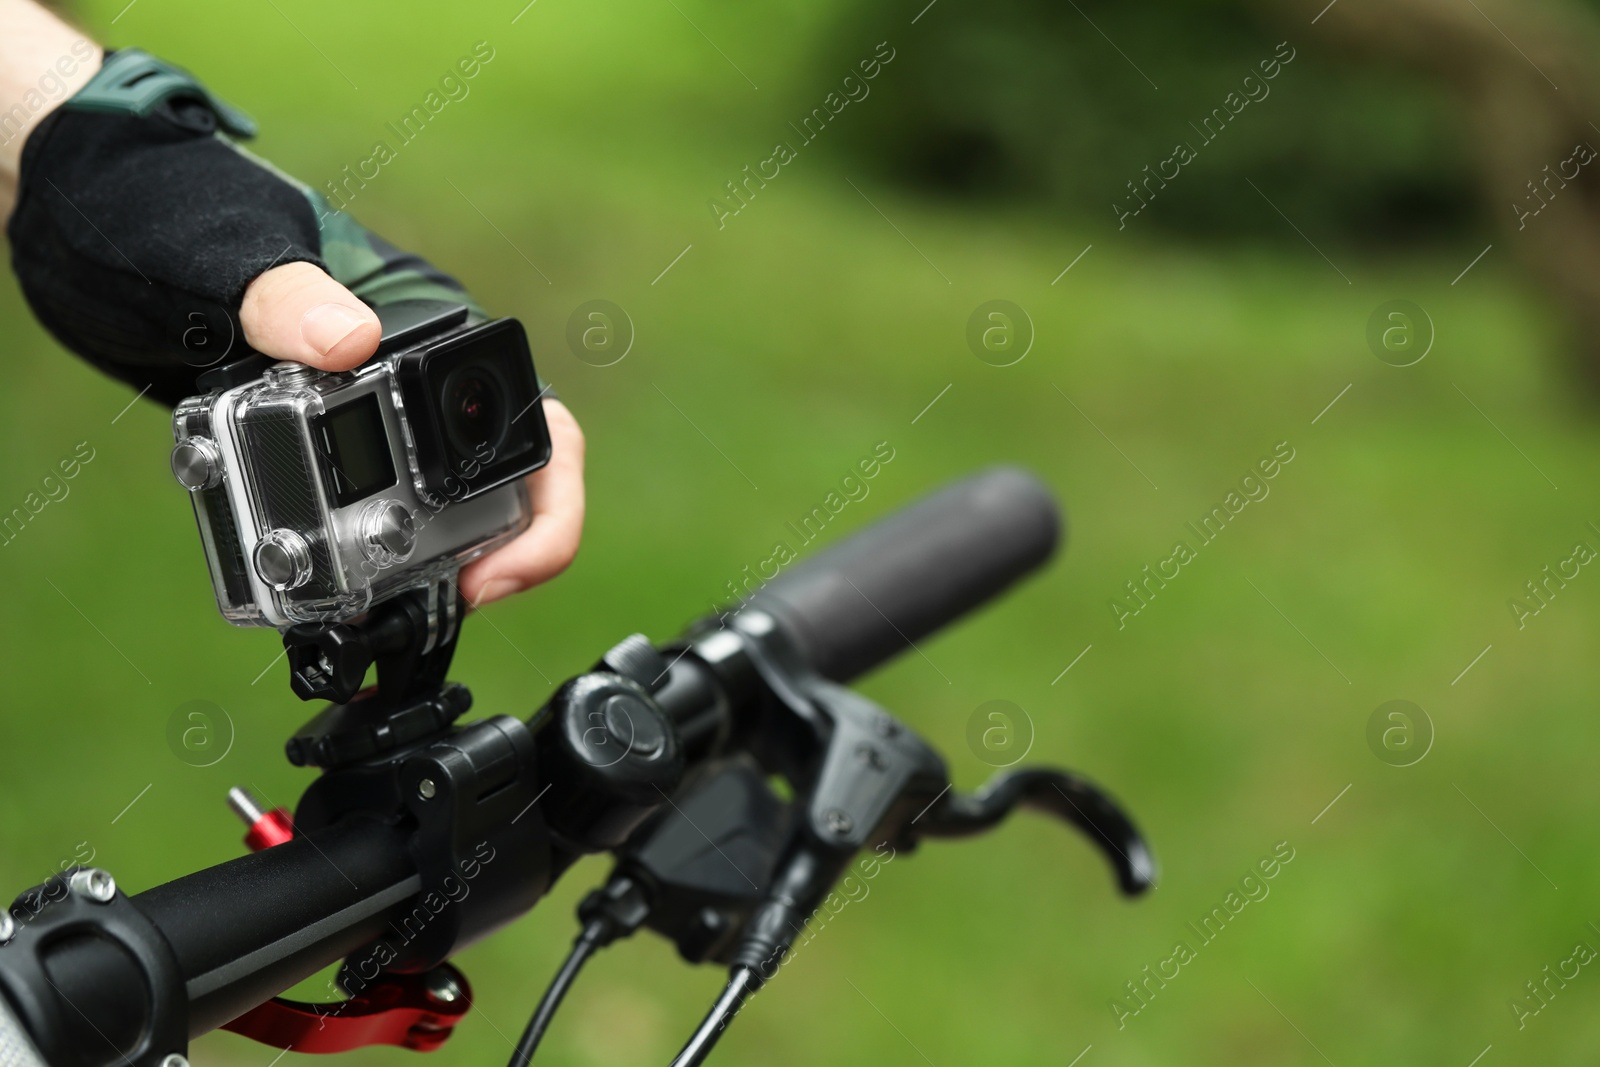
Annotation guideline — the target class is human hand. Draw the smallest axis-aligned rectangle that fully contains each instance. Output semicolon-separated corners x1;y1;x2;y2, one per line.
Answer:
9;48;584;606
237;262;586;608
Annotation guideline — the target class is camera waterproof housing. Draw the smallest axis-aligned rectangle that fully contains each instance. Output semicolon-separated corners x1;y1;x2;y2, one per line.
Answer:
170;301;551;628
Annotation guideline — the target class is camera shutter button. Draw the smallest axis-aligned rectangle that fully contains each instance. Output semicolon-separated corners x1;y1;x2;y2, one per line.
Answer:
360;500;417;568
254;530;313;591
171;438;223;491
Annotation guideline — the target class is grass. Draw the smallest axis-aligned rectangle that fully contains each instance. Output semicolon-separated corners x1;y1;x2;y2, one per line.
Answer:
2;0;1599;1063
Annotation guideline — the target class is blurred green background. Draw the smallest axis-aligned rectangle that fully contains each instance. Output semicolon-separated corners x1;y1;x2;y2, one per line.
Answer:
4;0;1600;1063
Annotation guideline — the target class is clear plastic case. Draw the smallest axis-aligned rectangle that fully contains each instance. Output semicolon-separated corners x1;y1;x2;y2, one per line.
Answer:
174;356;532;629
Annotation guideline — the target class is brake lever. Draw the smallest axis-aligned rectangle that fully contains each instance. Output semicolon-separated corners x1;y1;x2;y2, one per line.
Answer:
503;611;1159;1067
912;767;1158;896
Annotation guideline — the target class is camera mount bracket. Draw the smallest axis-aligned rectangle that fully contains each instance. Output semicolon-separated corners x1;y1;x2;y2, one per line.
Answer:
282;581;470;769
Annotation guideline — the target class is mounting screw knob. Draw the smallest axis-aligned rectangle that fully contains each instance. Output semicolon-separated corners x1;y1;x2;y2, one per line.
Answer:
417;778;438;800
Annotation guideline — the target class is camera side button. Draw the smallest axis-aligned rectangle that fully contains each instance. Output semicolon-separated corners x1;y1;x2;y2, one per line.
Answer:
254;530;314;591
359;500;418;569
171;437;223;491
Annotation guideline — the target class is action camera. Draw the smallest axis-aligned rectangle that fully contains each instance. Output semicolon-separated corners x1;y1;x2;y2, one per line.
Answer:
169;301;551;628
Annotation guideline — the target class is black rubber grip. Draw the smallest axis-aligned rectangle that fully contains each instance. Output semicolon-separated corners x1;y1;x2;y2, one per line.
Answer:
743;467;1062;682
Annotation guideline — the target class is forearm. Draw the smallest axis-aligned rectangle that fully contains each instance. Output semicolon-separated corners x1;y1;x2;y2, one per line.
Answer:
0;0;101;220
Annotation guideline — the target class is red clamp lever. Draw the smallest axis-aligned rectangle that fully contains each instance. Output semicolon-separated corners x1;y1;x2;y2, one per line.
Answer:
221;965;472;1053
228;786;295;852
221;787;472;1053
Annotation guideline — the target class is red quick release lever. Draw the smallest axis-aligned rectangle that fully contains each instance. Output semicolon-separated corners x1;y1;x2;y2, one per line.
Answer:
221;787;473;1053
221;966;472;1053
228;786;295;851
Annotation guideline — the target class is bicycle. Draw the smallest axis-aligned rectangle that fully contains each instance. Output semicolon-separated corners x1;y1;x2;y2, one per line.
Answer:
0;466;1154;1067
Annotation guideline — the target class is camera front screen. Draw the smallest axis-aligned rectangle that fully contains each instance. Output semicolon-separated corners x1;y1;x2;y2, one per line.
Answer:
316;392;398;508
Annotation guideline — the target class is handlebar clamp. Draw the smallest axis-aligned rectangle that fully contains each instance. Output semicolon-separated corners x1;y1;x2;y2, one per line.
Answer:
0;869;187;1067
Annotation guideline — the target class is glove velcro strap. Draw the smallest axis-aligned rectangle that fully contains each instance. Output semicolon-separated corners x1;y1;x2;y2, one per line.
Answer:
64;47;258;139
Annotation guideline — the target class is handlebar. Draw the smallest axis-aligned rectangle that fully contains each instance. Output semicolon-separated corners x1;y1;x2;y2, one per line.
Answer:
0;467;1149;1067
134;816;418;1034
745;467;1062;682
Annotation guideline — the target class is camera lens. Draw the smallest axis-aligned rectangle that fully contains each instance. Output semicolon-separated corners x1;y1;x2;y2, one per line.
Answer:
397;318;549;503
439;363;509;458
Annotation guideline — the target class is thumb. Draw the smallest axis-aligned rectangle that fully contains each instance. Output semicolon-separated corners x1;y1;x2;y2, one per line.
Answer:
239;261;382;371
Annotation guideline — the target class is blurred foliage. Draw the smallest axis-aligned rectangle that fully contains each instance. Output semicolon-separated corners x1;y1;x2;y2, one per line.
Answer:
820;0;1479;243
2;1;1600;1065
